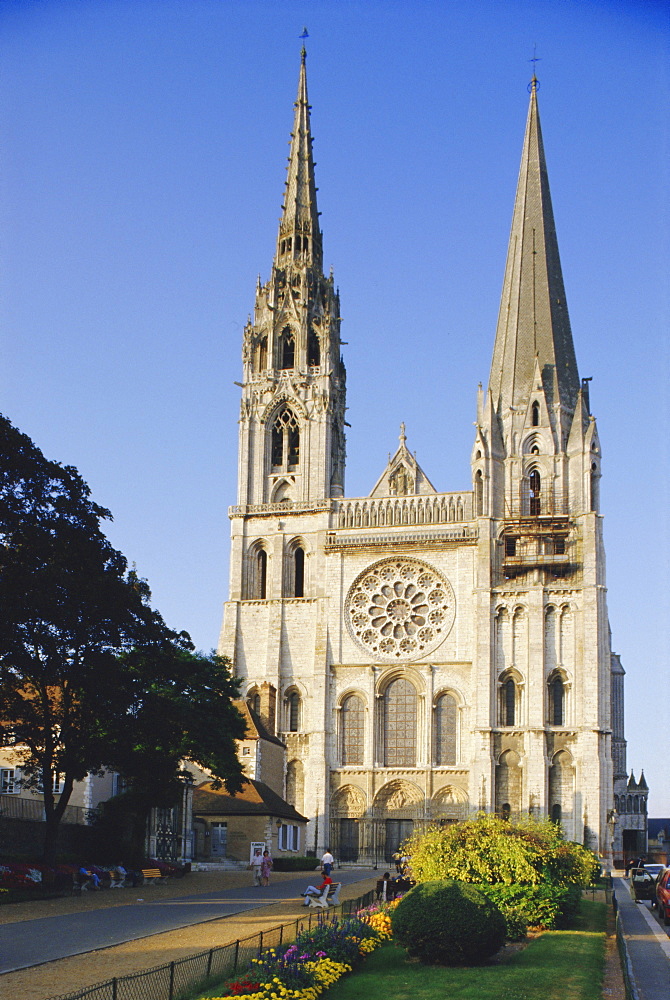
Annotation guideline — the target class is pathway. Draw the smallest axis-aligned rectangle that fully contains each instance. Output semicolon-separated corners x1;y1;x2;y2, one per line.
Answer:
614;876;670;1000
0;868;378;975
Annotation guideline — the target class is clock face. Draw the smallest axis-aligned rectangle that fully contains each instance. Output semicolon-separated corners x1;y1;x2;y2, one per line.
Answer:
345;557;455;661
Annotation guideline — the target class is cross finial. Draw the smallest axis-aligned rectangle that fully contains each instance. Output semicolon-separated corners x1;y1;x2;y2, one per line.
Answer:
529;44;540;91
399;422;406;447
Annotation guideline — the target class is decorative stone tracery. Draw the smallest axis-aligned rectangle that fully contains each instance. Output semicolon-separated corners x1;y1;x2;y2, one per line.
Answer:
345;557;455;661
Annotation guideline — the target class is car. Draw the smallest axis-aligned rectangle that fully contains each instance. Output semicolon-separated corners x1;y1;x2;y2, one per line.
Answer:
654;867;670;924
644;863;666;880
630;866;657;902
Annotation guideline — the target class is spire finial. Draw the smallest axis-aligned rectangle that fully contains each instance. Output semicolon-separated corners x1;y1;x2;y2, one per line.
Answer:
300;26;308;60
399;422;407;447
529;44;540;91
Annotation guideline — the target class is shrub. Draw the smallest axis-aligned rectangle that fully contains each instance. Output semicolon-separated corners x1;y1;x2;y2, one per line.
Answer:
272;856;323;871
404;813;599;890
391;880;505;965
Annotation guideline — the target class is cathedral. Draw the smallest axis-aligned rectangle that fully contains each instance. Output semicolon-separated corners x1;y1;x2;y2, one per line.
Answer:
218;50;643;864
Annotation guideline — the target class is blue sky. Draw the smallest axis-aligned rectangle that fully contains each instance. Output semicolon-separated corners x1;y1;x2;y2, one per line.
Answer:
1;0;668;814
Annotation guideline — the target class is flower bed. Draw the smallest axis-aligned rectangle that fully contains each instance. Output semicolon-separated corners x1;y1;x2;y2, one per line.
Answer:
208;911;390;1000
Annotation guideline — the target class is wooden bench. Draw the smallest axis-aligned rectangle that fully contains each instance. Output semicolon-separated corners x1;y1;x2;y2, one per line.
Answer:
306;882;341;909
108;869;127;888
139;868;166;884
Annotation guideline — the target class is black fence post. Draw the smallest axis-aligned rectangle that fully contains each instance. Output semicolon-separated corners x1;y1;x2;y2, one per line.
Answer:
111;978;117;1000
233;939;239;973
206;947;213;979
258;931;263;956
169;961;175;1000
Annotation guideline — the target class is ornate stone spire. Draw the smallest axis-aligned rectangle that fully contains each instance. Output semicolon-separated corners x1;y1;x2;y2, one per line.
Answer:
488;79;580;418
277;47;323;269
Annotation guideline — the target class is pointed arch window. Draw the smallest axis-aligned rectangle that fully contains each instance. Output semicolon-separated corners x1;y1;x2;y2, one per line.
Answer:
278;328;295;369
383;678;417;767
256;336;267;372
308;329;320;367
549;675;564;726
434;693;458;766
246;545;268;599
529;470;541;516
474;470;484;517
271;408;300;470
256;549;267;599
532;401;540;426
502;678;516;726
287;691;301;733
341;694;364;766
294;546;305;597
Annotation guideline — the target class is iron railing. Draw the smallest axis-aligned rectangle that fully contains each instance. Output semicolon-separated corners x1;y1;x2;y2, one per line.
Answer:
46;888;376;1000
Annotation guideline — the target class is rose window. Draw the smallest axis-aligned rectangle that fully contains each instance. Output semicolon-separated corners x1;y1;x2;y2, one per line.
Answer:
345;558;455;660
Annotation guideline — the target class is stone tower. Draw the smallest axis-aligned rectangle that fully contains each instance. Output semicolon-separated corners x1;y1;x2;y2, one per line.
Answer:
236;47;346;511
471;78;612;849
220;61;633;864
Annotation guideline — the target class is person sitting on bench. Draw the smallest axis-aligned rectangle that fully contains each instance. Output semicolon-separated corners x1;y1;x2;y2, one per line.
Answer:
301;874;332;905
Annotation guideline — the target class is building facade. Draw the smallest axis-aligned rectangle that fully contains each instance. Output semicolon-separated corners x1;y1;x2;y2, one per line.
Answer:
219;51;632;863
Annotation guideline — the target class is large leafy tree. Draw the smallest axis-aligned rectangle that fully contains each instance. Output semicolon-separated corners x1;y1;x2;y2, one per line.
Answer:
0;414;245;863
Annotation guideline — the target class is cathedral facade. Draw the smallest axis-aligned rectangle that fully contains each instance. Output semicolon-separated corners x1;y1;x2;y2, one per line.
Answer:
219;51;632;863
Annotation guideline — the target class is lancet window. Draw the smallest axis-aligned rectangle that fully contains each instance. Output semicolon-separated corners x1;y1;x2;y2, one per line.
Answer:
340;694;364;766
383;678;417;767
308;329;320;367
549;675;565;726
271;408;300;470
286;691;301;733
434;693;458;766
278;328;295;369
529;470;541;516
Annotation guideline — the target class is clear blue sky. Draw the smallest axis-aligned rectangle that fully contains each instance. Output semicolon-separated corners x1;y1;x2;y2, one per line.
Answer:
1;0;668;813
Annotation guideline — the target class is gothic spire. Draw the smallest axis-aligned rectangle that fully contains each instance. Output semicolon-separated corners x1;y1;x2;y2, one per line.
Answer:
488;79;580;418
277;48;323;269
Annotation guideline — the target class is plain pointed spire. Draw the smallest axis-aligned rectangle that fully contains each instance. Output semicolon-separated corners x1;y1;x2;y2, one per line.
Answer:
488;79;580;416
278;47;323;268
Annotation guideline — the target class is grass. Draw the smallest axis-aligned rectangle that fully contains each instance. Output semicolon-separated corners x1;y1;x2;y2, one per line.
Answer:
320;899;607;1000
190;899;607;1000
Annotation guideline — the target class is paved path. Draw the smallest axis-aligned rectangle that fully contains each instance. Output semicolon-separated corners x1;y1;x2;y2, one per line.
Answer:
614;876;670;1000
0;868;378;975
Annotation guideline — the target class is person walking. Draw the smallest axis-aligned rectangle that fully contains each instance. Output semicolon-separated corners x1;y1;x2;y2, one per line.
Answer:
260;849;273;886
250;848;263;887
321;849;334;877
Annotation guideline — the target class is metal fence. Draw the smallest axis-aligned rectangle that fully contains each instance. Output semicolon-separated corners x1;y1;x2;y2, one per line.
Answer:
47;888;377;1000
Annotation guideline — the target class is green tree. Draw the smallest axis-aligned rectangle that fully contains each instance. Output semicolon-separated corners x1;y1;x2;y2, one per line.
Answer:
0;413;245;863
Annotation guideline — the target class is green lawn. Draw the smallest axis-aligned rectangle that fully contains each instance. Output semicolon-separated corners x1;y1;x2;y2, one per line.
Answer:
324;900;607;1000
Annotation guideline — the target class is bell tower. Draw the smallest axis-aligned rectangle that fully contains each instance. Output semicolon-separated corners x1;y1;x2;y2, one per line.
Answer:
237;47;346;508
470;77;613;850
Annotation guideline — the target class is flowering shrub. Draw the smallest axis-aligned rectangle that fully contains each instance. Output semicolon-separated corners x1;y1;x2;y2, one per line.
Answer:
356;897;400;940
210;915;382;999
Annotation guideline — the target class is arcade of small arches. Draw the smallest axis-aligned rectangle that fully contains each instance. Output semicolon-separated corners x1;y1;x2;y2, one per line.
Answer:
614;793;647;816
337;495;466;529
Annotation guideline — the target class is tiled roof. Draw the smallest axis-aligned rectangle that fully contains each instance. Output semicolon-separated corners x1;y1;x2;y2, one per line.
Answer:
193;778;307;822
